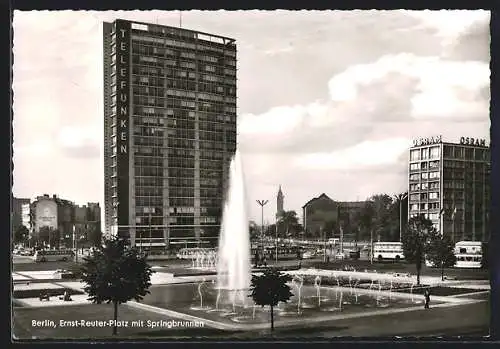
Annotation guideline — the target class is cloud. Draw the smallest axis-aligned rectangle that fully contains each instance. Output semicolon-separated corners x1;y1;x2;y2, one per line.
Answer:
405;10;490;48
239;53;489;157
294;138;411;170
57;126;101;159
12;10;490;223
238;49;489;220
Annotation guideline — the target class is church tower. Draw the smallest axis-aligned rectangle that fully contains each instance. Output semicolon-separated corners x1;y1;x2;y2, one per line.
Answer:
276;185;284;218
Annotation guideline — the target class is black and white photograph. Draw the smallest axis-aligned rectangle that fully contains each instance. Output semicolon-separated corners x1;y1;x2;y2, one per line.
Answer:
11;10;491;340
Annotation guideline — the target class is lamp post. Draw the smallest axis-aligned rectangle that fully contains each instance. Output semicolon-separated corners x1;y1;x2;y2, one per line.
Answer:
256;200;269;256
322;227;327;263
394;193;408;242
370;228;374;265
149;212;152;252
275;216;278;264
73;224;78;263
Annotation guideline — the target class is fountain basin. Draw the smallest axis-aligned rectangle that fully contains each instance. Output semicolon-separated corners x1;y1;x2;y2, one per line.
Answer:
139;282;443;327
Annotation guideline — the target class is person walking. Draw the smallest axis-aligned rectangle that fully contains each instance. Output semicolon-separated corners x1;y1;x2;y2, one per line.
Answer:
254;251;260;268
424;288;431;309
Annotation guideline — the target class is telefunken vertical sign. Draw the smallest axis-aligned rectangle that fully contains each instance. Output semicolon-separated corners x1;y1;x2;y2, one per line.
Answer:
115;20;130;229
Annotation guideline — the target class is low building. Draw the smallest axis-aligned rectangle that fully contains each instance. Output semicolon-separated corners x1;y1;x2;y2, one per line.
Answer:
302;193;339;237
302;194;369;239
73;203;102;246
30;194;101;247
12;197;30;233
338;201;366;222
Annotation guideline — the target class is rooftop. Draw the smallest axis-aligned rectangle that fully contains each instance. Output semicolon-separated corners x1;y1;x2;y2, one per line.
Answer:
108;19;236;45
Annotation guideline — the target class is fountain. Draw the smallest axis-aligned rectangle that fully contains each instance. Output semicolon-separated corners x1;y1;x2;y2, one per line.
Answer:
339;289;343;310
216;150;251;297
292;275;304;314
199;279;206;308
215;288;221;310
139;150;449;327
353;278;360;303
314;275;322;307
389;278;393;300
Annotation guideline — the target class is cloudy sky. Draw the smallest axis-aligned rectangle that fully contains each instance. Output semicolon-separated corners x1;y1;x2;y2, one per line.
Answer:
12;10;490;224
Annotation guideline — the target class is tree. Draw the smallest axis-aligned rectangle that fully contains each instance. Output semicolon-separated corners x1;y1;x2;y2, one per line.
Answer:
86;227;103;247
426;233;457;281
276;211;301;238
323;220;338;238
402;214;436;285
248;268;293;332
265;223;277;237
38;227;60;248
14;225;29;245
249;222;259;240
80;237;154;335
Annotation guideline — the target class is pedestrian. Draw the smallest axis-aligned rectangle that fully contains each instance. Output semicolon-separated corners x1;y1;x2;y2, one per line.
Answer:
63;290;72;302
424;288;431;309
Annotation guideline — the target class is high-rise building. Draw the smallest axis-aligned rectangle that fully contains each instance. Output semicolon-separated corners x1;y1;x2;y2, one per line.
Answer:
408;136;490;242
103;19;237;250
276;185;284;218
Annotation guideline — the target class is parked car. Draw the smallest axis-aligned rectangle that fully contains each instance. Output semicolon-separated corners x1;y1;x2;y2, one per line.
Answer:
335;253;345;260
349;250;361;260
302;251;314;259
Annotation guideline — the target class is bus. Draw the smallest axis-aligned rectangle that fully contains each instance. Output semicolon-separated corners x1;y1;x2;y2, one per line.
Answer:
33;249;75;262
454;241;483;269
251;245;303;261
373;242;404;262
176;247;217;260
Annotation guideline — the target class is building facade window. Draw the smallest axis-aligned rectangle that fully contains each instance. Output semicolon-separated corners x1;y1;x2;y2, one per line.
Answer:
429;146;440;159
429;171;440;179
429;192;439;200
410;149;420;161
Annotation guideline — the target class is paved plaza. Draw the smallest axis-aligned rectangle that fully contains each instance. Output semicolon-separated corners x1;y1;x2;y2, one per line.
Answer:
12;267;490;339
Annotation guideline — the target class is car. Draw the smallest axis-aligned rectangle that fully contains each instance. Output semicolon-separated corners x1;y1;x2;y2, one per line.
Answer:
20;250;32;256
302;251;314;259
335;253;345;260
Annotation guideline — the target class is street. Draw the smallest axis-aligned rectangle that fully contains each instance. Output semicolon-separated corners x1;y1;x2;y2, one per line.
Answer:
13;254;489;281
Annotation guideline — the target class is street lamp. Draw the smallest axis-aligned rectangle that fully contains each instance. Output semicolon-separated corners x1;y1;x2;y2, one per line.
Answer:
394;193;408;242
256;200;268;256
275;215;279;263
149;212;152;252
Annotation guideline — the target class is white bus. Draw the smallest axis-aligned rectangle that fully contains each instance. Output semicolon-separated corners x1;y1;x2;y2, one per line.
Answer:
33;249;75;262
373;242;404;262
176;247;217;260
454;241;483;269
